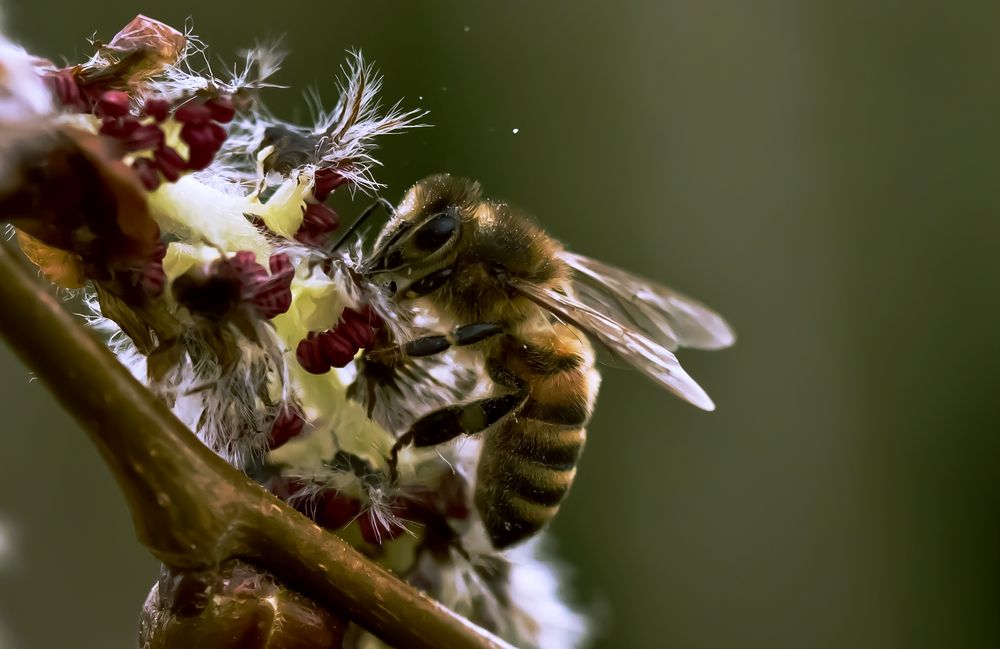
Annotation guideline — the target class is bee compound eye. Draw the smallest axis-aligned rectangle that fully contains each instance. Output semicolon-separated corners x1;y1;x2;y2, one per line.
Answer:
414;211;458;252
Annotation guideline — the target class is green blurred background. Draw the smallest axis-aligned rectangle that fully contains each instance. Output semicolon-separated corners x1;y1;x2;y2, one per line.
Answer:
1;1;998;648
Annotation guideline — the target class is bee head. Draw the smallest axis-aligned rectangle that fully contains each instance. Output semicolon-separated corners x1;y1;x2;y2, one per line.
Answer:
362;174;480;298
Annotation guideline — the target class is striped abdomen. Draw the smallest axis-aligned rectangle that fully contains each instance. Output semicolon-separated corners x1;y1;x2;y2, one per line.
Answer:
475;326;600;549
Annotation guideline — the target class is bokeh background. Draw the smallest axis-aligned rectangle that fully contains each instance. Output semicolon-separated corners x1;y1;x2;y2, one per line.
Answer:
1;2;998;648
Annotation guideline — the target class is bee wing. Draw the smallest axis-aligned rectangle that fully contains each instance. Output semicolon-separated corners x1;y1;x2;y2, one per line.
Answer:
507;278;717;411
562;252;735;352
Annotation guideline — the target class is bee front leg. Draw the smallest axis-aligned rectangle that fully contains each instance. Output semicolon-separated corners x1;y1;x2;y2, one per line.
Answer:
387;391;526;483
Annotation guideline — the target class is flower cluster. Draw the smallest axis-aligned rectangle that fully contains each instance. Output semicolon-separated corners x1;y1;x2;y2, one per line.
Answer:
0;15;588;649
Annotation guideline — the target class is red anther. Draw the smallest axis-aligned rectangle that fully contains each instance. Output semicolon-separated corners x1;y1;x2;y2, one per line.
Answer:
241;252;294;319
296;305;380;372
339;318;368;348
96;90;130;117
205;95;236;123
304;203;340;232
268;476;309;509
252;279;293;318
153;146;186;182
131;158;162;191
205;121;228;147
179;122;209;148
317;329;357;368
314;492;363;531
295;203;340;247
293;229;324;248
359;509;408;546
268;402;305;450
46;70;86;111
269;252;293;277
141;97;170;122
181;122;228;170
174;101;212;124
185;148;214;171
296;335;331;375
121;123;165;151
312;167;349;201
140;239;168;298
141;261;166;298
227;250;268;285
263;291;292;318
338;306;378;347
99;115;140;138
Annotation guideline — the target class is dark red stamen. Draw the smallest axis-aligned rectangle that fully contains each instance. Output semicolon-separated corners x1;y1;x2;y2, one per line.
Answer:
249;252;294;319
153;146;186;182
139;240;168;298
97;90;131;117
315;491;363;531
141;97;170;122
267;477;310;512
174;102;213;125
46;70;87;111
295;203;340;247
317;329;357;368
294;306;381;373
296;333;331;375
99;115;141;138
219;251;294;320
131;158;162;191
268;402;305;450
205;95;236;123
181;121;228;170
121;124;165;151
312;167;349;202
227;251;268;285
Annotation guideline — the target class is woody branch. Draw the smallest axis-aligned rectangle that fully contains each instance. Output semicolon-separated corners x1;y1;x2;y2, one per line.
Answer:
0;242;514;649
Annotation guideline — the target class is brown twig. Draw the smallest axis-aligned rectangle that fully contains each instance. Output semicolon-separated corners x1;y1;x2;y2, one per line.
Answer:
0;243;515;649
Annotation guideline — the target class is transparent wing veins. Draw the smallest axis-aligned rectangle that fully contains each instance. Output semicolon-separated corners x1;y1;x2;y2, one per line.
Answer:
508;278;717;411
562;251;735;352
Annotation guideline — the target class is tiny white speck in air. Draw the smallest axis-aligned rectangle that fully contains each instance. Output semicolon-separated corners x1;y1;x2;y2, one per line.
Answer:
0;516;13;568
512;128;520;134
419;96;424;101
464;25;471;33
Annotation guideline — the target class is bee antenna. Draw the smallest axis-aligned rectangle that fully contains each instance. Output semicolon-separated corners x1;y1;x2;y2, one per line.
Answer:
329;197;395;252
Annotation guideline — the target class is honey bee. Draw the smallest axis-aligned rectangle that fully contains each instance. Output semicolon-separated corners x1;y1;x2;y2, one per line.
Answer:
358;174;734;549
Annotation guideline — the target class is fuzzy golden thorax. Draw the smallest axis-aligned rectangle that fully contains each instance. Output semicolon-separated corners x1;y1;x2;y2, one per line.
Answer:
365;174;569;325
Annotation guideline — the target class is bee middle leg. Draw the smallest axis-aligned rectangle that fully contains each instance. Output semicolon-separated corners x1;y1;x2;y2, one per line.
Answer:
366;322;505;364
387;390;526;482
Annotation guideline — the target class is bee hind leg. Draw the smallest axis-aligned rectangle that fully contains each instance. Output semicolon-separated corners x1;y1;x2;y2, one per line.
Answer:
387;390;526;483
